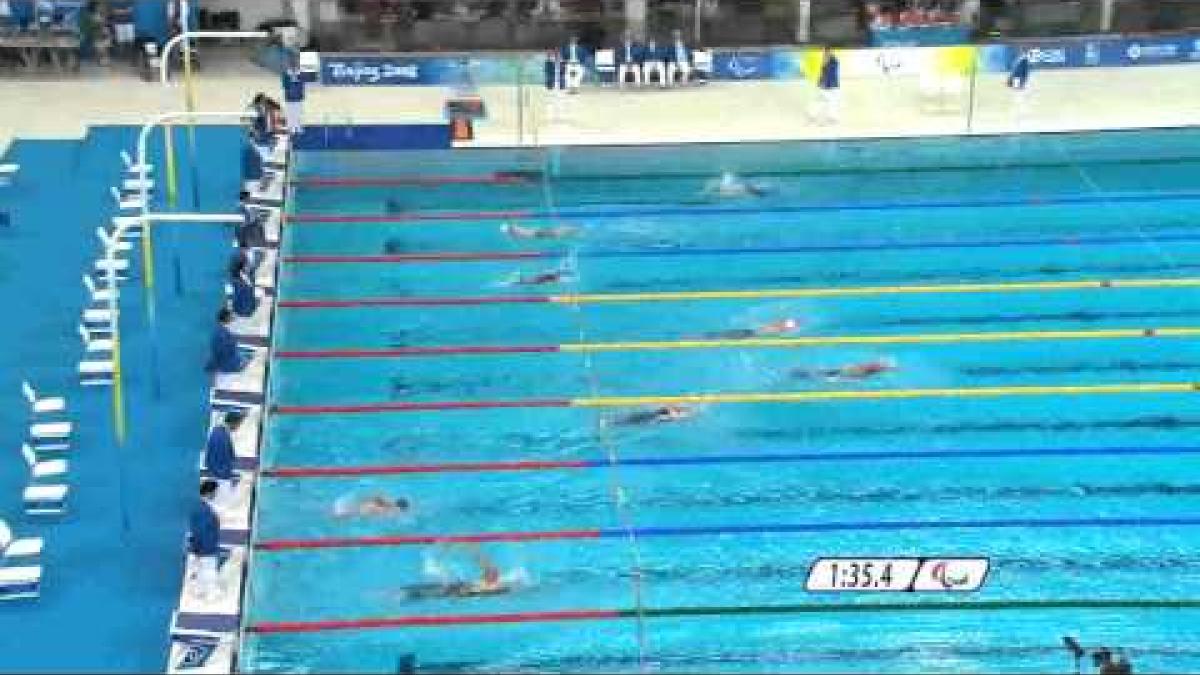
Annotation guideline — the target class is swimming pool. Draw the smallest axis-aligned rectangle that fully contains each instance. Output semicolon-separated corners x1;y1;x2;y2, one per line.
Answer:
241;128;1200;673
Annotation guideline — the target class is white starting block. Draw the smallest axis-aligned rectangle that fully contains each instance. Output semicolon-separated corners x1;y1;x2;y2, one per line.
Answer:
24;484;68;516
0;566;41;600
29;423;71;452
0;163;18;186
79;360;114;387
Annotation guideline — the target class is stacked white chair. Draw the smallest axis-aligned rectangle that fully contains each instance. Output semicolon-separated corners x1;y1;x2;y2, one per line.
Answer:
77;323;115;386
0;519;43;562
18;384;70;516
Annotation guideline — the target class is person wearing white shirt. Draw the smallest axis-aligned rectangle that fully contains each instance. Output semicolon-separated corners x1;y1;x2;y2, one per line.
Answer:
616;29;643;87
560;34;587;93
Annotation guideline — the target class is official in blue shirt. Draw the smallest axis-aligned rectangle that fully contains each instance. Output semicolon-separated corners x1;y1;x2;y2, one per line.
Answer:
207;307;247;374
189;480;222;598
560;35;588;93
205;411;244;505
228;257;257;318
1008;51;1031;90
667;29;692;86
241;133;263;185
811;46;841;125
281;52;306;135
616;29;643;87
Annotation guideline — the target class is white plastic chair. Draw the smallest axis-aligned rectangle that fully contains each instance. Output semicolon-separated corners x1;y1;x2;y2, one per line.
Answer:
122;177;155;193
594;49;616;85
24;484;68;515
79;359;114;387
692;49;714;78
111;215;145;240
83;274;117;304
0;566;41;600
0;519;44;561
22;444;67;479
111;186;144;211
96;227;133;255
93;257;129;281
83;307;116;327
121;150;153;176
21;381;65;415
78;323;115;353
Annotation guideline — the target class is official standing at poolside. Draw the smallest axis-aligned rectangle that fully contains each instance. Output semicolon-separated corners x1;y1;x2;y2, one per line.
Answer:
811;46;841;125
667;29;692;86
281;52;307;135
560;35;588;93
1007;50;1032;116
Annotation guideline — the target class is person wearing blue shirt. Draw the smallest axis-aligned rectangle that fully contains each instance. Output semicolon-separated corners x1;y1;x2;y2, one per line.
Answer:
207;307;247;374
616;29;643;88
1008;51;1031;90
237;190;267;248
205;411;244;506
241;131;264;187
281;52;306;135
642;37;667;88
228;257;258;318
811;46;841;125
560;35;588;93
667;29;692;86
189;480;222;600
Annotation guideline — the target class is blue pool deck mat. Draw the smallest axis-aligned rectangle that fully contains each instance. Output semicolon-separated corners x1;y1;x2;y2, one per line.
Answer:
166;136;291;674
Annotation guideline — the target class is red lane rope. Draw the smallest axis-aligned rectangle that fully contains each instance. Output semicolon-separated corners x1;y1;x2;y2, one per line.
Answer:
272;399;570;414
276;345;561;358
284;252;543;263
279;295;550;308
256;529;600;551
295;175;531;187
289;210;534;223
249;609;620;633
266;459;589;477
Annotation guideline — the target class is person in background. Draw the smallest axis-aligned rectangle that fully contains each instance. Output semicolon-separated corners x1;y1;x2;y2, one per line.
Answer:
228;257;258;318
248;93;277;153
280;51;307;135
1008;49;1031;90
188;479;223;600
616;28;643;88
204;411;245;507
810;46;841;125
560;34;587;93
207;307;248;374
642;37;668;88
667;28;692;86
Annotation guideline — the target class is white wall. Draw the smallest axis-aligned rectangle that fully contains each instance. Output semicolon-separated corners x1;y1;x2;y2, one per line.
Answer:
201;0;286;31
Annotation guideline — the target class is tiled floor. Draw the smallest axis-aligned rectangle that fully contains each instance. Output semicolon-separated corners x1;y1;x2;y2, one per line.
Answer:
2;52;1198;154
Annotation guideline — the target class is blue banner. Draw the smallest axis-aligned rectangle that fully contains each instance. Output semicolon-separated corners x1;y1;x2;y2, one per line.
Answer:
320;54;541;86
980;34;1200;73
710;50;801;81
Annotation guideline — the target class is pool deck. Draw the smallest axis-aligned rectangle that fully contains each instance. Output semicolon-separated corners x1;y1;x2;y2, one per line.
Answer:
1;56;1198;154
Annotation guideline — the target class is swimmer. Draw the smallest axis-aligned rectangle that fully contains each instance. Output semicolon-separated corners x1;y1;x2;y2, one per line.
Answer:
382;239;406;254
503;267;574;286
702;318;800;340
610;405;695;427
494;170;543;183
703;172;770;199
333;494;410;518
792;357;898;383
404;544;514;599
384;198;404;214
501;222;579;240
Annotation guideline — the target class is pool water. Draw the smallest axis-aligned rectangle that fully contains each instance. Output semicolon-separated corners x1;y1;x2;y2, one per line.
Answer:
241;129;1200;673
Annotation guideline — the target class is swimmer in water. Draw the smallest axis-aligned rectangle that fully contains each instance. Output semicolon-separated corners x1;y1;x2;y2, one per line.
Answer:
503;266;574;286
384;198;404;214
702;318;800;340
792;357;898;383
610;405;695;427
404;544;514;599
501;222;579;240
704;172;770;199
494;170;543;183
333;494;410;518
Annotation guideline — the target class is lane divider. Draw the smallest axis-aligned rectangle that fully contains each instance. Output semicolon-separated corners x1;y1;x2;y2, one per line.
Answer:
247;599;1200;633
276;277;1200;309
271;382;1200;416
293;175;533;187
285;189;1200;224
282;232;1200;265
274;327;1200;359
262;445;1200;478
254;516;1200;551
